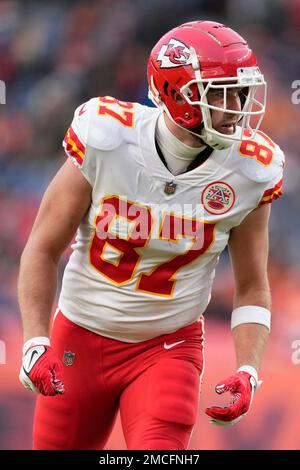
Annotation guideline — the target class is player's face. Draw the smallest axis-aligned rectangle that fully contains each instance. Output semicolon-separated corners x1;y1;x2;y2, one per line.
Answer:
206;87;243;135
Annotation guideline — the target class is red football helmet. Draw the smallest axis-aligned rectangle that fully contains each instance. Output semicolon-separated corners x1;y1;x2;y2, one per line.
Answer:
147;21;266;149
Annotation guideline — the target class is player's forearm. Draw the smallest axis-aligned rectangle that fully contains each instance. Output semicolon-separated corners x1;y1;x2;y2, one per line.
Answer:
233;283;271;310
18;248;58;342
232;285;271;372
232;323;269;373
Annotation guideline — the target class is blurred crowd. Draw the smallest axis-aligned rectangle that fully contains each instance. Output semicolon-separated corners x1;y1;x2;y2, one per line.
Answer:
0;0;300;362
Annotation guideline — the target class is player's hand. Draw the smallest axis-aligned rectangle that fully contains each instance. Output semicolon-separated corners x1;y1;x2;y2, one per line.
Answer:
19;337;65;396
205;371;259;426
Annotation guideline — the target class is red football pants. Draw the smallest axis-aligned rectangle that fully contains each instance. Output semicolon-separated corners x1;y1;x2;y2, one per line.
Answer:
33;311;204;450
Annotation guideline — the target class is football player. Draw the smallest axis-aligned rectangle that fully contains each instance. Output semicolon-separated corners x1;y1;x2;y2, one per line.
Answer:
18;21;284;449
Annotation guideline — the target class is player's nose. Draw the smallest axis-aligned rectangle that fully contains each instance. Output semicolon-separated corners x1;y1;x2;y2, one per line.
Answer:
227;91;242;113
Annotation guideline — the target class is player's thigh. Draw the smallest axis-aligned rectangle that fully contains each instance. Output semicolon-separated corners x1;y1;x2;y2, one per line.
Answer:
33;383;118;449
120;358;202;450
33;311;118;449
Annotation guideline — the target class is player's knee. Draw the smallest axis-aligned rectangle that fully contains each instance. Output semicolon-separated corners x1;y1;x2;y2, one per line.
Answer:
147;359;200;426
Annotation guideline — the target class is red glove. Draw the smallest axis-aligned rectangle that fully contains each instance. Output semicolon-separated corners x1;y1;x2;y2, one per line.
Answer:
205;370;259;426
19;337;65;396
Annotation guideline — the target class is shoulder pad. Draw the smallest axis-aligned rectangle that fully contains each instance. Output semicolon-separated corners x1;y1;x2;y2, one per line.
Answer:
72;96;142;151
229;130;285;183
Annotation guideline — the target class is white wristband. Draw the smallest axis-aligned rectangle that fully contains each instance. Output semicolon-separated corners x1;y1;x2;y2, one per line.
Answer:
23;336;50;355
237;365;258;384
231;305;271;331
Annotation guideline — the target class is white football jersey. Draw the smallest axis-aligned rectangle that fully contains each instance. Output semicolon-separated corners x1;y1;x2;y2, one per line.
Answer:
59;96;284;342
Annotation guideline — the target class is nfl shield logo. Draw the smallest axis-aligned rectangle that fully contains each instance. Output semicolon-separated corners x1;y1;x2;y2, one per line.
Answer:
63;351;76;366
164;181;177;195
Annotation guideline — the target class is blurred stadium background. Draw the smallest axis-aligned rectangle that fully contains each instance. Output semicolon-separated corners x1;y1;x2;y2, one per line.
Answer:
1;0;300;450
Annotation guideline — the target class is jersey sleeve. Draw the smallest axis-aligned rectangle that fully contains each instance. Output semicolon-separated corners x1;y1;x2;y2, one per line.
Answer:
232;130;285;206
62;98;99;186
258;144;285;205
62;96;133;186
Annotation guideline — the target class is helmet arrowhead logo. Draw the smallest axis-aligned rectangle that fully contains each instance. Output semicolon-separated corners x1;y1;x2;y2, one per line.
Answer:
157;39;193;68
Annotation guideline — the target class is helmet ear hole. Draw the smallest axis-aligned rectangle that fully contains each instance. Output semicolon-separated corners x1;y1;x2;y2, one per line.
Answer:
171;89;185;104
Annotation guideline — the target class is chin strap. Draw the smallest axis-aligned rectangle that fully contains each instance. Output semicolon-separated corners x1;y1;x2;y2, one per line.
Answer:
200;128;236;150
